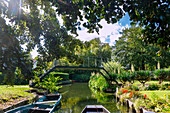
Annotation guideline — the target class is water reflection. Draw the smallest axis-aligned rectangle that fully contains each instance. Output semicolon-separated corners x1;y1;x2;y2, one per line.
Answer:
56;83;121;113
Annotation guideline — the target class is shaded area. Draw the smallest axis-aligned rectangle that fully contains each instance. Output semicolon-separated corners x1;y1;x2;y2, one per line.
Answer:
56;83;120;113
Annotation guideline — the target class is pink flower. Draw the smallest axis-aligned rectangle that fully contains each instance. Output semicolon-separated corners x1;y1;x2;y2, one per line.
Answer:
167;99;169;102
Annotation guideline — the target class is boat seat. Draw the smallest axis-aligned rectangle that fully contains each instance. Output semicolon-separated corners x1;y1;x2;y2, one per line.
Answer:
28;108;50;113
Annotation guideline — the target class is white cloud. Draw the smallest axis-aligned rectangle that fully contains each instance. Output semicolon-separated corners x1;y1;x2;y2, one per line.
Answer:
76;19;128;46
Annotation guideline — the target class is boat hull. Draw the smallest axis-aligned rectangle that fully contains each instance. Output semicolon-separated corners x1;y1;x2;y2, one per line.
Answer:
81;105;110;113
5;94;62;113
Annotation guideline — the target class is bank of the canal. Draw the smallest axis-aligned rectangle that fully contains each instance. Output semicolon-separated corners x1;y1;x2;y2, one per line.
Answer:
57;83;127;113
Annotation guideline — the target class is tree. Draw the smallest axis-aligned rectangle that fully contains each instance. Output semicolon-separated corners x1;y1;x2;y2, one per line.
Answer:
1;0;169;84
0;0;74;85
113;27;170;70
49;0;169;47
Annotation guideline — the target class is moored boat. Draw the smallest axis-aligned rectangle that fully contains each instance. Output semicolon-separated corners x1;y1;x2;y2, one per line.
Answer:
5;93;62;113
81;105;110;113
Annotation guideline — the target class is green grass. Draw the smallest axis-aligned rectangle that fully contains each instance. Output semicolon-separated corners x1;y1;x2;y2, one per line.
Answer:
0;85;29;88
133;80;169;85
50;72;69;75
140;90;170;99
0;87;34;106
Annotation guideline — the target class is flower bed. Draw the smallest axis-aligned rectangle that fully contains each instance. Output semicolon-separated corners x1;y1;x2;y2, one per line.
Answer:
116;85;170;112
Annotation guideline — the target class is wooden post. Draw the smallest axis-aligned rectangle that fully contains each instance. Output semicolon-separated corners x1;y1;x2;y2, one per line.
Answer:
131;64;135;72
54;60;57;66
101;58;103;67
157;61;160;69
59;59;61;66
95;59;97;67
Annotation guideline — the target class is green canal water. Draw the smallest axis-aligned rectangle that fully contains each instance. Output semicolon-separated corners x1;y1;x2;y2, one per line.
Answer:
56;83;127;113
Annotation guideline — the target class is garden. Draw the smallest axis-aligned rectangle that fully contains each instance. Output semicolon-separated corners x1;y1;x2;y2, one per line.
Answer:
89;64;170;112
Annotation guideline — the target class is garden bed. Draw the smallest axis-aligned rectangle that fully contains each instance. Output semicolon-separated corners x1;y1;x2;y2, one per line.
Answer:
116;82;170;112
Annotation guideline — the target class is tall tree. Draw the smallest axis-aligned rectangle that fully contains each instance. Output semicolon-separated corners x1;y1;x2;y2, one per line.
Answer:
113;27;170;70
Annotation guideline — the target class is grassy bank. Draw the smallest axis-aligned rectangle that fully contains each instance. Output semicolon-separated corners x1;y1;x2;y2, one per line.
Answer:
0;86;34;109
140;90;170;99
0;85;28;88
133;81;170;85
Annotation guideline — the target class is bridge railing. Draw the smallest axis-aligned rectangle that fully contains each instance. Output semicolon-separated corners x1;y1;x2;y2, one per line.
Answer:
49;56;109;68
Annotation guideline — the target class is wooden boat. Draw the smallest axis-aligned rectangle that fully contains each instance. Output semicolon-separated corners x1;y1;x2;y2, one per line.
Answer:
5;93;62;113
81;105;110;113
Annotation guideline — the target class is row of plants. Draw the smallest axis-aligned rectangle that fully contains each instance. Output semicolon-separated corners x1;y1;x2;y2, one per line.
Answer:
117;86;170;112
119;82;170;91
88;69;170;93
116;69;170;86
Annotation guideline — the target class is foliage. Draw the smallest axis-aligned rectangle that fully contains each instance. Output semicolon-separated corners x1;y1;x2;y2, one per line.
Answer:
102;61;124;84
50;0;169;47
89;73;109;91
72;73;91;82
118;88;170;112
145;83;160;90
135;70;151;86
0;87;34;109
51;72;69;81
134;98;145;111
130;85;139;91
154;69;170;84
113;27;170;70
118;72;130;85
37;73;63;93
0;0;169;86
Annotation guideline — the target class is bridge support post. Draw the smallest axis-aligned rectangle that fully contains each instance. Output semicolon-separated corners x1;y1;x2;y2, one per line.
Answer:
54;60;57;66
101;58;103;67
95;59;97;67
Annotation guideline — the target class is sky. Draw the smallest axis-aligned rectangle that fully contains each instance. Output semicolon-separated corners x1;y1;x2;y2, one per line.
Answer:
31;13;131;58
76;13;131;46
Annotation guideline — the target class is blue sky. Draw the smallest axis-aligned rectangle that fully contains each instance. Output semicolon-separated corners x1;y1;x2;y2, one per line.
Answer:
76;13;131;46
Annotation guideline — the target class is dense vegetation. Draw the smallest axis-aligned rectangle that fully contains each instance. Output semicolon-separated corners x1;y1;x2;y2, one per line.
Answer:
0;0;169;85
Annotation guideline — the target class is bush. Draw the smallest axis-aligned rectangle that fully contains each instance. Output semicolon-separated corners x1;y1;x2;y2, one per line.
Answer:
51;72;69;80
118;72;130;85
72;73;91;82
135;70;151;86
131;85;139;91
145;83;160;90
154;69;170;84
37;73;63;93
89;73;109;91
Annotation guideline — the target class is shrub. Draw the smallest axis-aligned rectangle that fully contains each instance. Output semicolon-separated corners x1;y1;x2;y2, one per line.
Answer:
89;73;109;91
154;69;170;84
38;73;63;93
145;83;160;90
118;72;130;85
131;85;139;91
135;70;151;86
72;73;91;82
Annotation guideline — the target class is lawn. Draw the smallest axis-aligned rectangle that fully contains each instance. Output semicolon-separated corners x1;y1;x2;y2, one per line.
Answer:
133;80;170;86
140;90;170;99
0;86;35;109
0;85;29;88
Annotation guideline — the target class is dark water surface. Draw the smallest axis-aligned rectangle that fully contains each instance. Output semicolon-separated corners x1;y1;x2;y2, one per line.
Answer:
56;83;127;113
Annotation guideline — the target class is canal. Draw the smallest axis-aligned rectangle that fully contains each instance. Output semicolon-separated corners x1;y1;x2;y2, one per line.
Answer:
56;83;127;113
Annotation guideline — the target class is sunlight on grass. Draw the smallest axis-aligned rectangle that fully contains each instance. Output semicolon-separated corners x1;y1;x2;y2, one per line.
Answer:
0;85;29;88
140;91;170;99
133;81;169;85
0;87;34;104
